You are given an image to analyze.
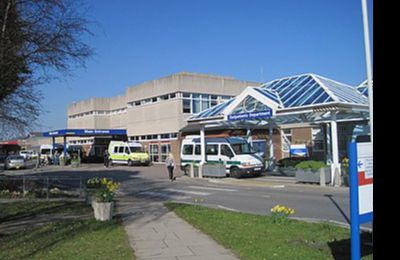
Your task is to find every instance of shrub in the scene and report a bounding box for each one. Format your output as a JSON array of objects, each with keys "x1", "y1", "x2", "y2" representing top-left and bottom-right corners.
[
  {"x1": 295, "y1": 160, "x2": 327, "y2": 172},
  {"x1": 277, "y1": 157, "x2": 308, "y2": 168}
]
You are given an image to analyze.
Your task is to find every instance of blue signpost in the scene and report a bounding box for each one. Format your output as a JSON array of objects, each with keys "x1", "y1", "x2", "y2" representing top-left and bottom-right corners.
[{"x1": 348, "y1": 142, "x2": 373, "y2": 260}]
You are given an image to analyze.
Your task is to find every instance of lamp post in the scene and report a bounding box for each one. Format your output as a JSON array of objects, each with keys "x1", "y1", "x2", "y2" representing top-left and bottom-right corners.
[{"x1": 361, "y1": 0, "x2": 373, "y2": 144}]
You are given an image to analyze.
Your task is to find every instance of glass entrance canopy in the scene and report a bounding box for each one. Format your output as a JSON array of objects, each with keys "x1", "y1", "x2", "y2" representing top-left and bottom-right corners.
[{"x1": 188, "y1": 73, "x2": 370, "y2": 126}]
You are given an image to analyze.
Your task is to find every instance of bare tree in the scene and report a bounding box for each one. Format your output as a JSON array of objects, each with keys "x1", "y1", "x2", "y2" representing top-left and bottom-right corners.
[{"x1": 0, "y1": 0, "x2": 93, "y2": 139}]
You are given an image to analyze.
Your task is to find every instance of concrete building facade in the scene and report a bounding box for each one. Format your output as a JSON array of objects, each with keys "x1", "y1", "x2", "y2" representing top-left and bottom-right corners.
[{"x1": 67, "y1": 72, "x2": 260, "y2": 163}]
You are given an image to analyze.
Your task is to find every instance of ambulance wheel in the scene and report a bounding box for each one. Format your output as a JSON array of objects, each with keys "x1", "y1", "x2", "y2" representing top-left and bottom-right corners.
[
  {"x1": 230, "y1": 167, "x2": 241, "y2": 178},
  {"x1": 128, "y1": 160, "x2": 133, "y2": 166}
]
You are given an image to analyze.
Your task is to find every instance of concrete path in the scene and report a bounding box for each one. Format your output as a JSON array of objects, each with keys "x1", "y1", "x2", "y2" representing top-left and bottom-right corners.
[{"x1": 117, "y1": 198, "x2": 239, "y2": 260}]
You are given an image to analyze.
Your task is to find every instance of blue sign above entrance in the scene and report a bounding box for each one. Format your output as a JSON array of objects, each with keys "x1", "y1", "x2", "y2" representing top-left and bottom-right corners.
[
  {"x1": 227, "y1": 109, "x2": 273, "y2": 121},
  {"x1": 42, "y1": 129, "x2": 127, "y2": 137}
]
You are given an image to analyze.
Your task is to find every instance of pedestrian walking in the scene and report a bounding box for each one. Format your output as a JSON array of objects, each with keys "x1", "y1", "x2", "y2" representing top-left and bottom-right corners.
[
  {"x1": 104, "y1": 150, "x2": 109, "y2": 168},
  {"x1": 165, "y1": 153, "x2": 175, "y2": 181}
]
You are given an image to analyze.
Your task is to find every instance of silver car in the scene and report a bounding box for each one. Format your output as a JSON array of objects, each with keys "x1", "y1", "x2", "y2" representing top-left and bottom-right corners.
[{"x1": 5, "y1": 155, "x2": 25, "y2": 170}]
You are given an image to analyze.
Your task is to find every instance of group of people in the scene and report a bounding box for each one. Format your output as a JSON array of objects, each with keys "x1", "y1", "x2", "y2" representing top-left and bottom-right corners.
[{"x1": 103, "y1": 150, "x2": 176, "y2": 181}]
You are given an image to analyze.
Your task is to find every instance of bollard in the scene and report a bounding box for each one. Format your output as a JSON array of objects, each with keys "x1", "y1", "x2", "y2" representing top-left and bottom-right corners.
[
  {"x1": 319, "y1": 168, "x2": 326, "y2": 187},
  {"x1": 334, "y1": 167, "x2": 341, "y2": 187},
  {"x1": 190, "y1": 163, "x2": 194, "y2": 178},
  {"x1": 198, "y1": 163, "x2": 203, "y2": 179}
]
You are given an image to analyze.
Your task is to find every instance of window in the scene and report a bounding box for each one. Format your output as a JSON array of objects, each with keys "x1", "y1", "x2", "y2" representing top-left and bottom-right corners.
[
  {"x1": 169, "y1": 93, "x2": 176, "y2": 99},
  {"x1": 202, "y1": 94, "x2": 210, "y2": 110},
  {"x1": 195, "y1": 145, "x2": 201, "y2": 155},
  {"x1": 114, "y1": 147, "x2": 118, "y2": 153},
  {"x1": 152, "y1": 97, "x2": 157, "y2": 102},
  {"x1": 161, "y1": 134, "x2": 169, "y2": 139},
  {"x1": 192, "y1": 94, "x2": 201, "y2": 113},
  {"x1": 182, "y1": 145, "x2": 193, "y2": 155},
  {"x1": 118, "y1": 147, "x2": 124, "y2": 153},
  {"x1": 170, "y1": 133, "x2": 178, "y2": 139},
  {"x1": 160, "y1": 144, "x2": 171, "y2": 162},
  {"x1": 149, "y1": 144, "x2": 159, "y2": 162},
  {"x1": 281, "y1": 128, "x2": 292, "y2": 152},
  {"x1": 312, "y1": 128, "x2": 325, "y2": 152},
  {"x1": 160, "y1": 94, "x2": 169, "y2": 101},
  {"x1": 125, "y1": 147, "x2": 130, "y2": 154},
  {"x1": 183, "y1": 100, "x2": 191, "y2": 113},
  {"x1": 231, "y1": 143, "x2": 254, "y2": 155},
  {"x1": 206, "y1": 144, "x2": 218, "y2": 155},
  {"x1": 221, "y1": 145, "x2": 234, "y2": 157},
  {"x1": 135, "y1": 101, "x2": 141, "y2": 106}
]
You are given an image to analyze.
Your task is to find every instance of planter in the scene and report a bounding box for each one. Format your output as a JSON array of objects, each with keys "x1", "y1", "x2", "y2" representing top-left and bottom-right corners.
[
  {"x1": 71, "y1": 161, "x2": 80, "y2": 168},
  {"x1": 92, "y1": 201, "x2": 114, "y2": 221},
  {"x1": 278, "y1": 167, "x2": 297, "y2": 177},
  {"x1": 203, "y1": 164, "x2": 226, "y2": 177},
  {"x1": 295, "y1": 167, "x2": 331, "y2": 184}
]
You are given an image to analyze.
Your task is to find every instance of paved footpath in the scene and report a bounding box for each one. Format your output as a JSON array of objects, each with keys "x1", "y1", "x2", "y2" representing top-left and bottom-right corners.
[{"x1": 117, "y1": 198, "x2": 239, "y2": 260}]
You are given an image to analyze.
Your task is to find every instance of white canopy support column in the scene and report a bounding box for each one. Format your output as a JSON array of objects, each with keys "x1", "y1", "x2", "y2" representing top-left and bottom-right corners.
[
  {"x1": 268, "y1": 121, "x2": 274, "y2": 170},
  {"x1": 246, "y1": 128, "x2": 252, "y2": 144},
  {"x1": 330, "y1": 112, "x2": 341, "y2": 184},
  {"x1": 199, "y1": 125, "x2": 206, "y2": 178},
  {"x1": 325, "y1": 123, "x2": 332, "y2": 164}
]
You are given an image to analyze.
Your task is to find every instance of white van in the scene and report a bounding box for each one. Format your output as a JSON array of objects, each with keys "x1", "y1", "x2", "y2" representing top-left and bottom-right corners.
[
  {"x1": 108, "y1": 141, "x2": 150, "y2": 166},
  {"x1": 180, "y1": 136, "x2": 265, "y2": 178}
]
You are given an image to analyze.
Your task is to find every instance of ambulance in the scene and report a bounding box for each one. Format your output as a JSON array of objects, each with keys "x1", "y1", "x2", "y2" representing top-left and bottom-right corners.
[{"x1": 108, "y1": 141, "x2": 151, "y2": 166}]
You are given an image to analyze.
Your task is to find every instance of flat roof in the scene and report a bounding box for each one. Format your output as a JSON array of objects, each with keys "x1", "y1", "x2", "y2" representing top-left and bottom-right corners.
[{"x1": 42, "y1": 129, "x2": 127, "y2": 137}]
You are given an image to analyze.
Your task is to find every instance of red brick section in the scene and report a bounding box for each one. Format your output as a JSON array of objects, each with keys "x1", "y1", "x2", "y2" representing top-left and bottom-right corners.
[{"x1": 292, "y1": 127, "x2": 312, "y2": 146}]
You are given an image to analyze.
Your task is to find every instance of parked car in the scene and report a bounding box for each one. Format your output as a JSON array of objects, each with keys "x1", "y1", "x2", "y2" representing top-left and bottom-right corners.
[
  {"x1": 19, "y1": 150, "x2": 38, "y2": 160},
  {"x1": 5, "y1": 155, "x2": 25, "y2": 170}
]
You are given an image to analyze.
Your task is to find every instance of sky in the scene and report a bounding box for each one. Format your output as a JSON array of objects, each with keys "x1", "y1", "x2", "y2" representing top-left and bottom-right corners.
[{"x1": 36, "y1": 0, "x2": 373, "y2": 131}]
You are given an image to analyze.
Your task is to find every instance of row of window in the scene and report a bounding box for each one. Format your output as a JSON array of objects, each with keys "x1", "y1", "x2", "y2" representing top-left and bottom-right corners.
[
  {"x1": 127, "y1": 93, "x2": 177, "y2": 107},
  {"x1": 68, "y1": 108, "x2": 127, "y2": 119},
  {"x1": 182, "y1": 93, "x2": 233, "y2": 114},
  {"x1": 69, "y1": 92, "x2": 233, "y2": 119},
  {"x1": 129, "y1": 133, "x2": 178, "y2": 141},
  {"x1": 182, "y1": 144, "x2": 234, "y2": 157},
  {"x1": 69, "y1": 139, "x2": 94, "y2": 145}
]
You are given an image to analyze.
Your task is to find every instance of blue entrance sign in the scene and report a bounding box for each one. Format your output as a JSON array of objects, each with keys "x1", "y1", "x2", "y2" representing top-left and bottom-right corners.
[
  {"x1": 290, "y1": 144, "x2": 308, "y2": 157},
  {"x1": 348, "y1": 142, "x2": 373, "y2": 260},
  {"x1": 42, "y1": 129, "x2": 127, "y2": 137},
  {"x1": 227, "y1": 109, "x2": 273, "y2": 121}
]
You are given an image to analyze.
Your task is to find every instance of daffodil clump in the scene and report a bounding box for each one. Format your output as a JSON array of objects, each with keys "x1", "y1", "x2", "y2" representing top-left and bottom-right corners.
[
  {"x1": 95, "y1": 178, "x2": 120, "y2": 202},
  {"x1": 87, "y1": 177, "x2": 102, "y2": 188},
  {"x1": 270, "y1": 205, "x2": 295, "y2": 224}
]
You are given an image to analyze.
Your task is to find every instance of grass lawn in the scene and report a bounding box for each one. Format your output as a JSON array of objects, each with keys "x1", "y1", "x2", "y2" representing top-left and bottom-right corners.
[
  {"x1": 165, "y1": 202, "x2": 373, "y2": 260},
  {"x1": 0, "y1": 201, "x2": 134, "y2": 260}
]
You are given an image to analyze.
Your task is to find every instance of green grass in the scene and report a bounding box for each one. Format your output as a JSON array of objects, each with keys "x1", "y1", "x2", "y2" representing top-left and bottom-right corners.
[
  {"x1": 0, "y1": 201, "x2": 134, "y2": 260},
  {"x1": 165, "y1": 202, "x2": 373, "y2": 260}
]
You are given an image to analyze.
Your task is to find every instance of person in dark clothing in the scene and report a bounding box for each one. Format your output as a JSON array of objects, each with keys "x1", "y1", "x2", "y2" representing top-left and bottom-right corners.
[
  {"x1": 165, "y1": 153, "x2": 175, "y2": 181},
  {"x1": 104, "y1": 150, "x2": 109, "y2": 168}
]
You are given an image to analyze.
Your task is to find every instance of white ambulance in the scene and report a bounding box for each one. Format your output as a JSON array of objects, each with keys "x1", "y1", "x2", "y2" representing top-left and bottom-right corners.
[{"x1": 180, "y1": 136, "x2": 264, "y2": 178}]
